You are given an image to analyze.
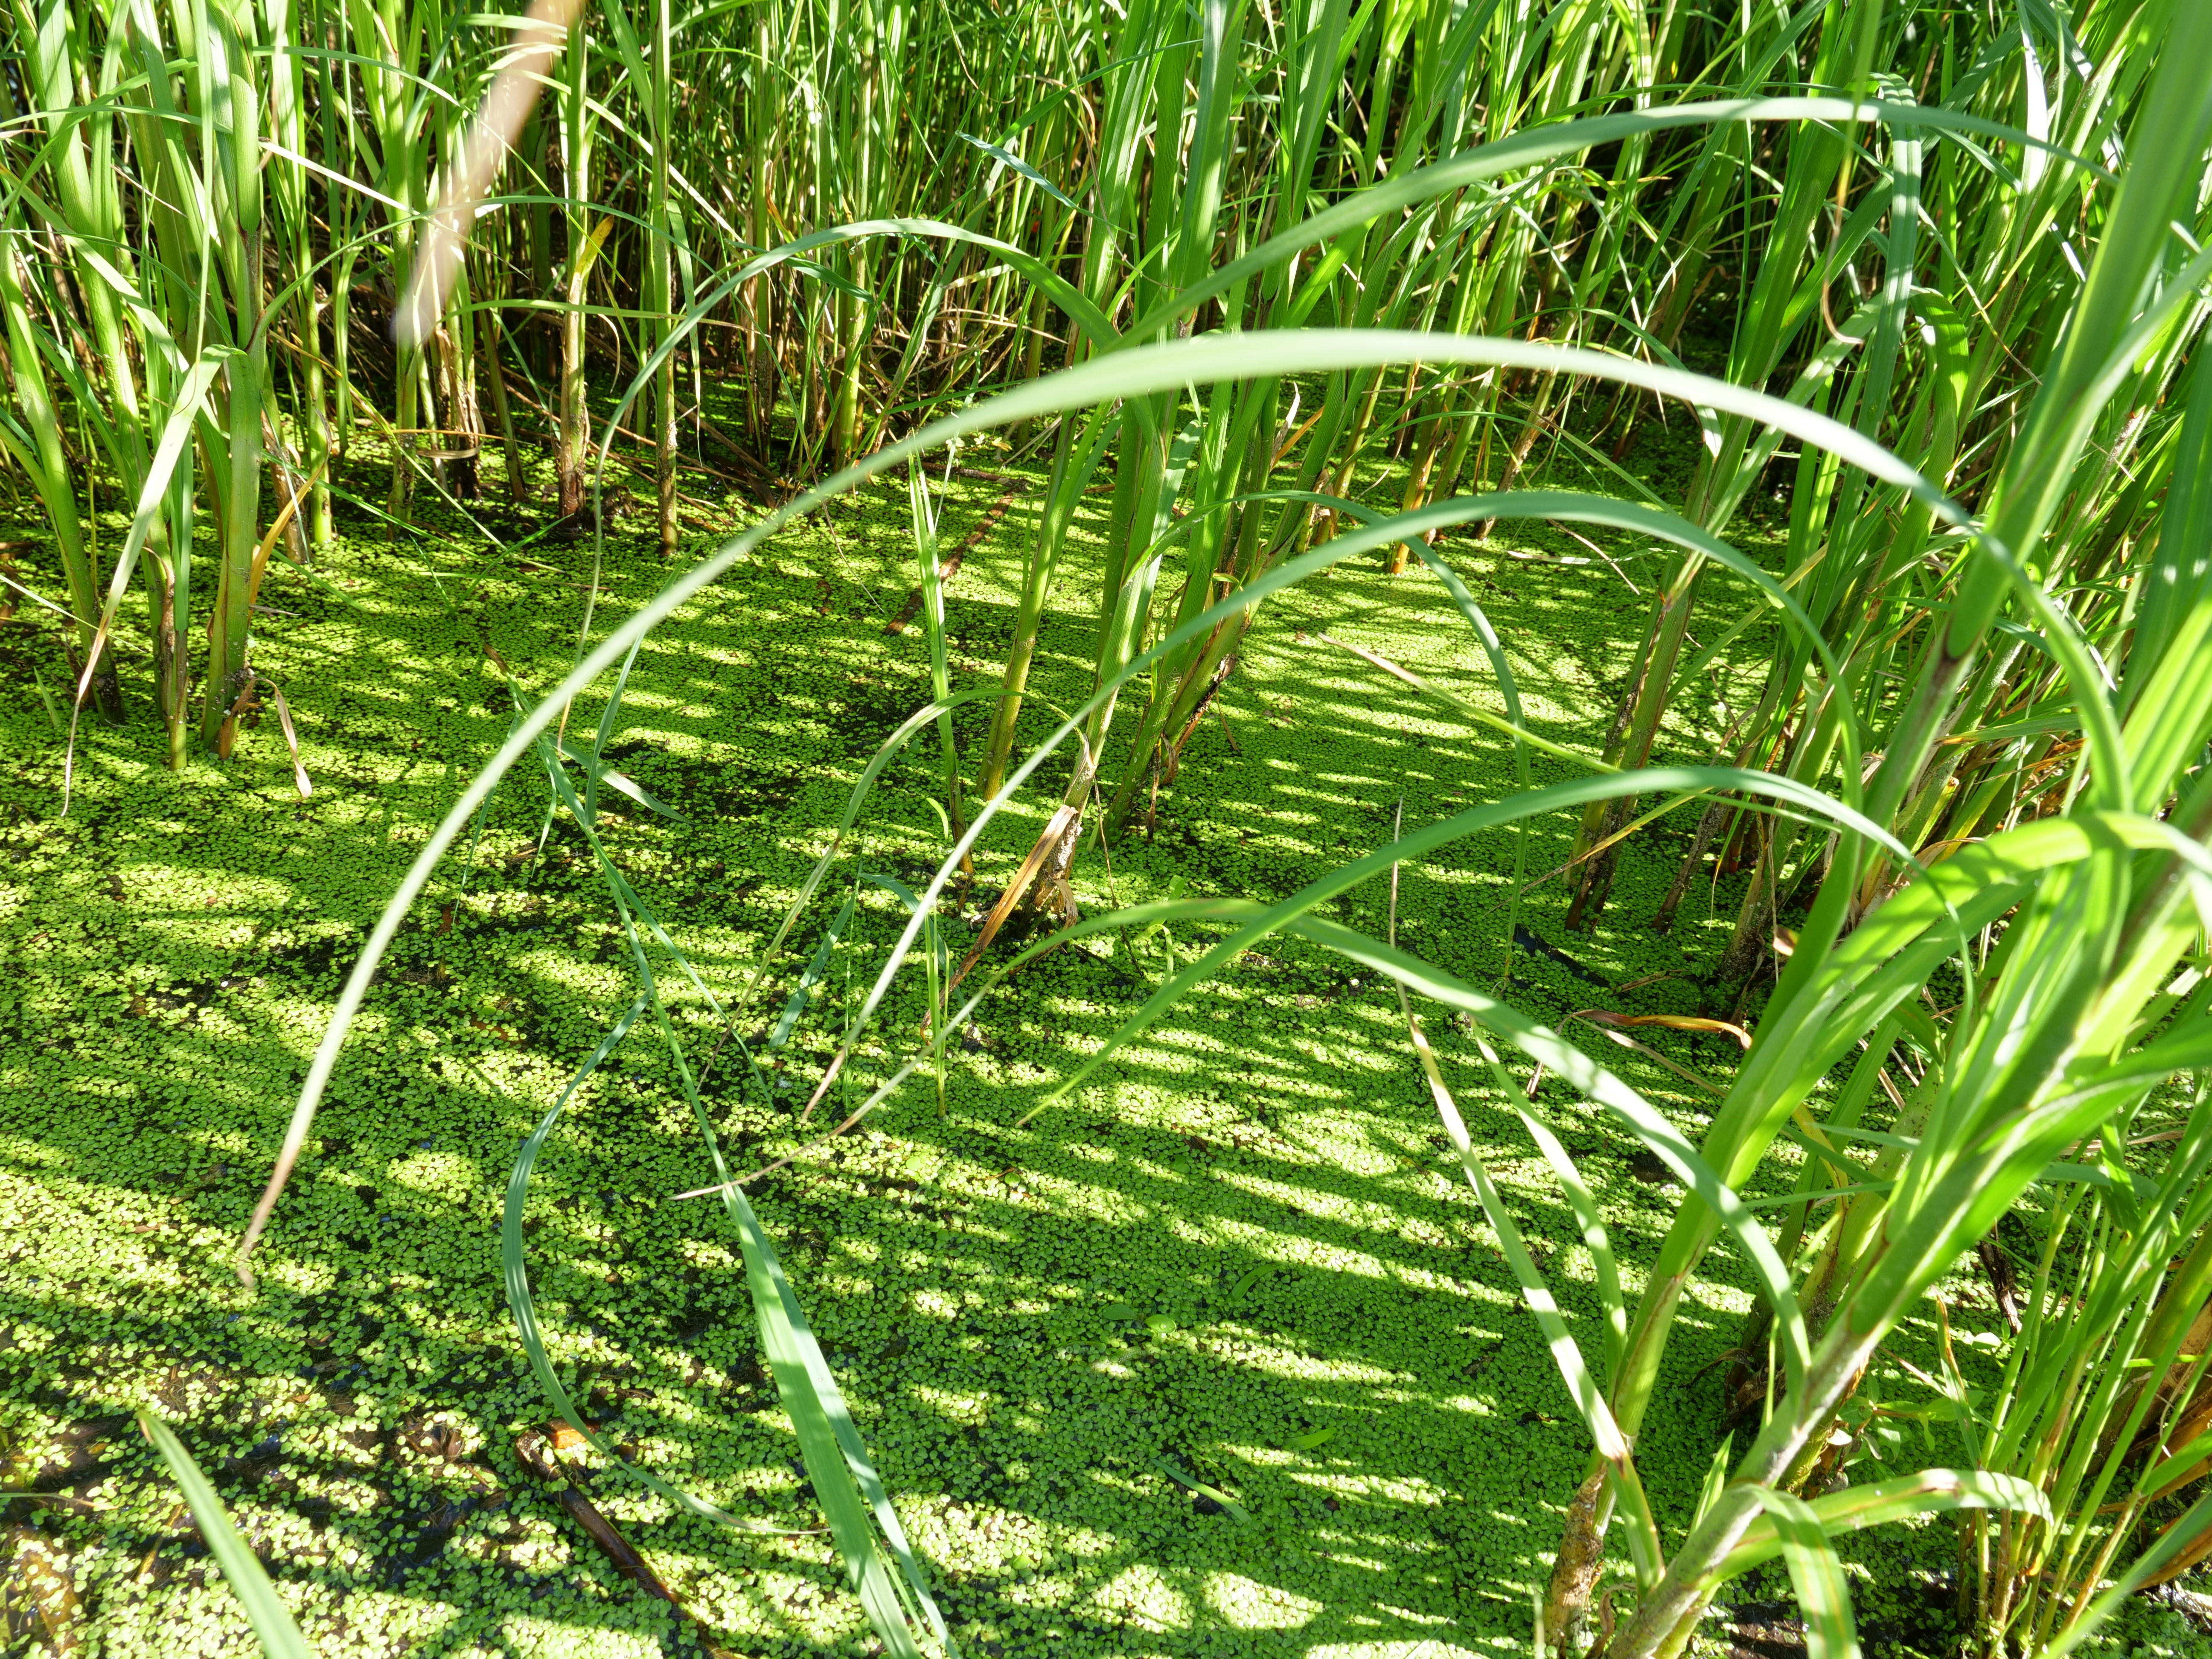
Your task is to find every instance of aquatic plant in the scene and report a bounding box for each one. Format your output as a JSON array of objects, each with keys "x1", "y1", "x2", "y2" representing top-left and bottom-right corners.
[{"x1": 5, "y1": 0, "x2": 2212, "y2": 1652}]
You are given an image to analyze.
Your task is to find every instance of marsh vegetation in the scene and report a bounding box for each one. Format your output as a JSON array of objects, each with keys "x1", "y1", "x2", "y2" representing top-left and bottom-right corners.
[{"x1": 2, "y1": 0, "x2": 2212, "y2": 1655}]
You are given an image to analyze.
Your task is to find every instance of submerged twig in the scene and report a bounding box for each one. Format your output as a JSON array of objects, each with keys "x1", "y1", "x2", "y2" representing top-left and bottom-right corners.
[{"x1": 512, "y1": 1427, "x2": 743, "y2": 1655}]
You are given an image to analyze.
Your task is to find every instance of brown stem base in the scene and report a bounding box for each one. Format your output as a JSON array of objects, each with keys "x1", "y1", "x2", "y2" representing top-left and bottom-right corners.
[{"x1": 1545, "y1": 1465, "x2": 1613, "y2": 1658}]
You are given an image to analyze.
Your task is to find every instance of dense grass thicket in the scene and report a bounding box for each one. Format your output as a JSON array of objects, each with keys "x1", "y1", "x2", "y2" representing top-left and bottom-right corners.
[{"x1": 3, "y1": 0, "x2": 2212, "y2": 1653}]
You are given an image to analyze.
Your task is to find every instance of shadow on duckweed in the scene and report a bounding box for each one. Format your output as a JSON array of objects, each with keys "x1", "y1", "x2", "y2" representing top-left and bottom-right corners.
[{"x1": 0, "y1": 446, "x2": 1793, "y2": 1656}]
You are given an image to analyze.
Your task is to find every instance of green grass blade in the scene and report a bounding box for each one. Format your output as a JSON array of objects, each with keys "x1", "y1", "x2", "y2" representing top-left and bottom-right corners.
[
  {"x1": 771, "y1": 889, "x2": 858, "y2": 1053},
  {"x1": 135, "y1": 1412, "x2": 311, "y2": 1658},
  {"x1": 1152, "y1": 1458, "x2": 1253, "y2": 1524},
  {"x1": 1401, "y1": 1001, "x2": 1663, "y2": 1581},
  {"x1": 498, "y1": 994, "x2": 801, "y2": 1533},
  {"x1": 1717, "y1": 1471, "x2": 2050, "y2": 1580},
  {"x1": 1512, "y1": 1099, "x2": 1628, "y2": 1384},
  {"x1": 1302, "y1": 913, "x2": 1811, "y2": 1396},
  {"x1": 1746, "y1": 1487, "x2": 1860, "y2": 1659}
]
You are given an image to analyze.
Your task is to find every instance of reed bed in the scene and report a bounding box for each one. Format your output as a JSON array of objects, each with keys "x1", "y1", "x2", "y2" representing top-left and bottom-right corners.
[{"x1": 3, "y1": 0, "x2": 2211, "y2": 1651}]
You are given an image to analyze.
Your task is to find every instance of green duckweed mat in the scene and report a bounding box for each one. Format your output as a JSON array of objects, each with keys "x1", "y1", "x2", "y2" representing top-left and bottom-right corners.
[{"x1": 2, "y1": 437, "x2": 2200, "y2": 1659}]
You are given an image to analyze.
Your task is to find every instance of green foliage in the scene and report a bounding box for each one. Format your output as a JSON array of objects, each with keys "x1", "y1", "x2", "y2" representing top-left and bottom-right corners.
[{"x1": 3, "y1": 0, "x2": 2212, "y2": 1653}]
